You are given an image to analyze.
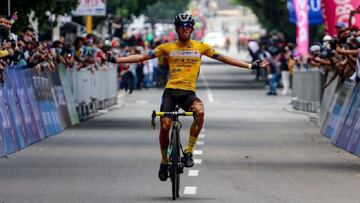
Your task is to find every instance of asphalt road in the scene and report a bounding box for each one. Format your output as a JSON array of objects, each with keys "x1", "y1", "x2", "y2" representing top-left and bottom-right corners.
[{"x1": 1, "y1": 61, "x2": 360, "y2": 203}]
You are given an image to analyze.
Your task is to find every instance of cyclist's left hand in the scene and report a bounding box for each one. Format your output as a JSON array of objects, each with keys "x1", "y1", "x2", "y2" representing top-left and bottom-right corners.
[
  {"x1": 250, "y1": 59, "x2": 269, "y2": 69},
  {"x1": 259, "y1": 60, "x2": 269, "y2": 68}
]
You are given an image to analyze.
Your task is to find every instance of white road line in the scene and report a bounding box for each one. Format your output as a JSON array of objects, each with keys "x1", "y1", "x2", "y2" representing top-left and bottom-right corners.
[
  {"x1": 194, "y1": 159, "x2": 202, "y2": 164},
  {"x1": 136, "y1": 100, "x2": 149, "y2": 104},
  {"x1": 98, "y1": 109, "x2": 108, "y2": 113},
  {"x1": 188, "y1": 170, "x2": 199, "y2": 176},
  {"x1": 184, "y1": 186, "x2": 197, "y2": 195},
  {"x1": 196, "y1": 140, "x2": 205, "y2": 146},
  {"x1": 198, "y1": 133, "x2": 205, "y2": 139},
  {"x1": 200, "y1": 73, "x2": 214, "y2": 103},
  {"x1": 193, "y1": 150, "x2": 203, "y2": 155}
]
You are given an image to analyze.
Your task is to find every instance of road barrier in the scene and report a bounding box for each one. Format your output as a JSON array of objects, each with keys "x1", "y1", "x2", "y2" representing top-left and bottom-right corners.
[
  {"x1": 292, "y1": 68, "x2": 325, "y2": 113},
  {"x1": 0, "y1": 63, "x2": 117, "y2": 158},
  {"x1": 293, "y1": 68, "x2": 360, "y2": 157}
]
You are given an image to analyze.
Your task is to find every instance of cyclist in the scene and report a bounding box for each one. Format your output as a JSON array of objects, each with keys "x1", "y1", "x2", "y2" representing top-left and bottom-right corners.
[{"x1": 99, "y1": 12, "x2": 268, "y2": 181}]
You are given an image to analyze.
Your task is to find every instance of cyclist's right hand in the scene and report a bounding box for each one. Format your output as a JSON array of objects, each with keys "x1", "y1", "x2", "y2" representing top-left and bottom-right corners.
[
  {"x1": 97, "y1": 51, "x2": 117, "y2": 63},
  {"x1": 105, "y1": 52, "x2": 117, "y2": 63}
]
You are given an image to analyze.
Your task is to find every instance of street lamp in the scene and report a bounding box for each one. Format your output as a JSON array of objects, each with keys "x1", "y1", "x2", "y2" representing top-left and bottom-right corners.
[{"x1": 8, "y1": 0, "x2": 11, "y2": 16}]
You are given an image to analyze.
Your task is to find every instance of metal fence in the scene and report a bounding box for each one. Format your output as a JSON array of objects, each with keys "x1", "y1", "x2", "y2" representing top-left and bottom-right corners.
[
  {"x1": 292, "y1": 68, "x2": 326, "y2": 113},
  {"x1": 64, "y1": 64, "x2": 118, "y2": 120},
  {"x1": 0, "y1": 63, "x2": 119, "y2": 158}
]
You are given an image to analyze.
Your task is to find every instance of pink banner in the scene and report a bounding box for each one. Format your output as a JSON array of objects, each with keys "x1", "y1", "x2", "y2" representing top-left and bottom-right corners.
[
  {"x1": 293, "y1": 0, "x2": 309, "y2": 56},
  {"x1": 322, "y1": 0, "x2": 360, "y2": 36}
]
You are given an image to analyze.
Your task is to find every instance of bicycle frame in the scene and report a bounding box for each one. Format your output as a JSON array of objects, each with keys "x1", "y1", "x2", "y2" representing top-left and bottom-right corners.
[{"x1": 151, "y1": 108, "x2": 198, "y2": 200}]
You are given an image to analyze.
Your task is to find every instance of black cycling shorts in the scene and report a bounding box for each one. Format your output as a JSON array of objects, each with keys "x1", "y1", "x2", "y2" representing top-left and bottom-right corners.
[{"x1": 160, "y1": 88, "x2": 201, "y2": 117}]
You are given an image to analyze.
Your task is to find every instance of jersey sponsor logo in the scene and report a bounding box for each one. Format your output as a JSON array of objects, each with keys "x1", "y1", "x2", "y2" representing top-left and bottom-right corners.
[
  {"x1": 170, "y1": 58, "x2": 199, "y2": 63},
  {"x1": 169, "y1": 50, "x2": 200, "y2": 57}
]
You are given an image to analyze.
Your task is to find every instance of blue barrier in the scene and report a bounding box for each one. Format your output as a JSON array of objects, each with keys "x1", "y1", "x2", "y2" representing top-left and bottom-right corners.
[
  {"x1": 23, "y1": 69, "x2": 46, "y2": 140},
  {"x1": 12, "y1": 67, "x2": 42, "y2": 144},
  {"x1": 319, "y1": 80, "x2": 360, "y2": 157},
  {"x1": 0, "y1": 85, "x2": 21, "y2": 154},
  {"x1": 332, "y1": 84, "x2": 360, "y2": 149},
  {"x1": 0, "y1": 64, "x2": 117, "y2": 158},
  {"x1": 0, "y1": 126, "x2": 4, "y2": 158},
  {"x1": 323, "y1": 81, "x2": 354, "y2": 138},
  {"x1": 3, "y1": 68, "x2": 28, "y2": 149},
  {"x1": 0, "y1": 98, "x2": 5, "y2": 158}
]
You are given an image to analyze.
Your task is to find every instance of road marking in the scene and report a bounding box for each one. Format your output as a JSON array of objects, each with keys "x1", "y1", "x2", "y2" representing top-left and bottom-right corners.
[
  {"x1": 194, "y1": 150, "x2": 203, "y2": 155},
  {"x1": 188, "y1": 170, "x2": 199, "y2": 176},
  {"x1": 196, "y1": 140, "x2": 204, "y2": 146},
  {"x1": 194, "y1": 159, "x2": 202, "y2": 164},
  {"x1": 198, "y1": 133, "x2": 205, "y2": 139},
  {"x1": 184, "y1": 186, "x2": 197, "y2": 195},
  {"x1": 200, "y1": 73, "x2": 214, "y2": 103},
  {"x1": 136, "y1": 100, "x2": 149, "y2": 104}
]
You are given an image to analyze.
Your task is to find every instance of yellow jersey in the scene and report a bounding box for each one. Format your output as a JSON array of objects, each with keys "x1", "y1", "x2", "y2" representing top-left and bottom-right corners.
[{"x1": 151, "y1": 40, "x2": 219, "y2": 92}]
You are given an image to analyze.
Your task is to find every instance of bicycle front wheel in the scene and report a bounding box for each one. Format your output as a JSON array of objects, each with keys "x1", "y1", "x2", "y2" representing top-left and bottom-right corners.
[{"x1": 170, "y1": 129, "x2": 180, "y2": 200}]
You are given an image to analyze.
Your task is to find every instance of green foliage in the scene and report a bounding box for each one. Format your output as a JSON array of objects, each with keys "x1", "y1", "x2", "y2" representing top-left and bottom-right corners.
[
  {"x1": 231, "y1": 0, "x2": 296, "y2": 39},
  {"x1": 107, "y1": 0, "x2": 158, "y2": 18},
  {"x1": 144, "y1": 0, "x2": 191, "y2": 24},
  {"x1": 231, "y1": 0, "x2": 323, "y2": 42},
  {"x1": 1, "y1": 0, "x2": 78, "y2": 38}
]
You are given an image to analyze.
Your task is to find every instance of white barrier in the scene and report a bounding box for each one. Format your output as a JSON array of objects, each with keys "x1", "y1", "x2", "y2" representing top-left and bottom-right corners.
[
  {"x1": 292, "y1": 68, "x2": 326, "y2": 113},
  {"x1": 62, "y1": 64, "x2": 118, "y2": 120}
]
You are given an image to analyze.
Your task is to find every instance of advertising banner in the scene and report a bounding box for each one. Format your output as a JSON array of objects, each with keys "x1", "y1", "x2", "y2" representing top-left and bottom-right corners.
[
  {"x1": 323, "y1": 82, "x2": 354, "y2": 138},
  {"x1": 0, "y1": 123, "x2": 5, "y2": 158},
  {"x1": 293, "y1": 0, "x2": 309, "y2": 56},
  {"x1": 31, "y1": 74, "x2": 53, "y2": 136},
  {"x1": 319, "y1": 74, "x2": 340, "y2": 131},
  {"x1": 355, "y1": 130, "x2": 360, "y2": 156},
  {"x1": 0, "y1": 86, "x2": 21, "y2": 154},
  {"x1": 0, "y1": 92, "x2": 6, "y2": 158},
  {"x1": 42, "y1": 72, "x2": 62, "y2": 134},
  {"x1": 321, "y1": 0, "x2": 360, "y2": 36},
  {"x1": 39, "y1": 73, "x2": 61, "y2": 135},
  {"x1": 57, "y1": 65, "x2": 80, "y2": 125},
  {"x1": 3, "y1": 68, "x2": 28, "y2": 149},
  {"x1": 16, "y1": 68, "x2": 43, "y2": 143},
  {"x1": 23, "y1": 69, "x2": 46, "y2": 140},
  {"x1": 48, "y1": 70, "x2": 71, "y2": 128},
  {"x1": 346, "y1": 111, "x2": 360, "y2": 154},
  {"x1": 335, "y1": 84, "x2": 360, "y2": 149},
  {"x1": 288, "y1": 0, "x2": 323, "y2": 24},
  {"x1": 344, "y1": 84, "x2": 360, "y2": 153},
  {"x1": 72, "y1": 0, "x2": 106, "y2": 16},
  {"x1": 10, "y1": 68, "x2": 41, "y2": 144}
]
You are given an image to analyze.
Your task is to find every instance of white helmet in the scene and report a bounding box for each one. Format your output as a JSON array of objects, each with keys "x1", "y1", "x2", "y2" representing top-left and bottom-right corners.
[
  {"x1": 323, "y1": 35, "x2": 332, "y2": 42},
  {"x1": 310, "y1": 45, "x2": 321, "y2": 53}
]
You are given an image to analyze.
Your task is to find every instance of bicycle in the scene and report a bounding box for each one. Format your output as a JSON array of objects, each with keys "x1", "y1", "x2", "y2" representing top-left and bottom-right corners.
[{"x1": 151, "y1": 106, "x2": 198, "y2": 200}]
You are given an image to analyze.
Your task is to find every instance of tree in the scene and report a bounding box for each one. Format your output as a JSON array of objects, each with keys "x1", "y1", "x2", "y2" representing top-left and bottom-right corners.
[
  {"x1": 231, "y1": 0, "x2": 296, "y2": 40},
  {"x1": 1, "y1": 0, "x2": 78, "y2": 39},
  {"x1": 107, "y1": 0, "x2": 159, "y2": 18},
  {"x1": 144, "y1": 0, "x2": 191, "y2": 24},
  {"x1": 231, "y1": 0, "x2": 323, "y2": 42}
]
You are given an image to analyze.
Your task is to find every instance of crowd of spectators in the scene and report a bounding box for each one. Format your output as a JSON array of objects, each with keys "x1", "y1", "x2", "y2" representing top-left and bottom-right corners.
[
  {"x1": 247, "y1": 31, "x2": 297, "y2": 96},
  {"x1": 0, "y1": 12, "x2": 171, "y2": 93},
  {"x1": 246, "y1": 7, "x2": 360, "y2": 96},
  {"x1": 308, "y1": 8, "x2": 360, "y2": 87}
]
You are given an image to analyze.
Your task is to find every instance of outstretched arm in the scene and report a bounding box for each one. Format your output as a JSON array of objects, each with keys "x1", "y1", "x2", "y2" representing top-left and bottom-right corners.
[
  {"x1": 211, "y1": 54, "x2": 269, "y2": 69},
  {"x1": 98, "y1": 51, "x2": 152, "y2": 63}
]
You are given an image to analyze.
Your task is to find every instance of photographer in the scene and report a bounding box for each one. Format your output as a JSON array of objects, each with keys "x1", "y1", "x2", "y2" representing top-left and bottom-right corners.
[{"x1": 309, "y1": 17, "x2": 359, "y2": 87}]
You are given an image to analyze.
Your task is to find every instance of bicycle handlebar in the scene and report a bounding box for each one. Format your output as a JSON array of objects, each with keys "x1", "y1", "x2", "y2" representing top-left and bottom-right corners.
[{"x1": 151, "y1": 110, "x2": 198, "y2": 129}]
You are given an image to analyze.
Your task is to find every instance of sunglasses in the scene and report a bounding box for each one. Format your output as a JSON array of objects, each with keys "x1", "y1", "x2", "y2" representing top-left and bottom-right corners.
[{"x1": 177, "y1": 22, "x2": 194, "y2": 28}]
